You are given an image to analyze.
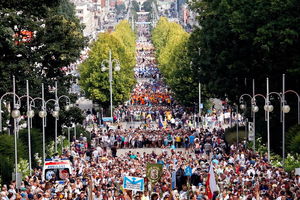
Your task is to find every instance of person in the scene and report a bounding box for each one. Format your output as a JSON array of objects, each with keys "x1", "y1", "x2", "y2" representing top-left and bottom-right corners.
[
  {"x1": 150, "y1": 193, "x2": 159, "y2": 200},
  {"x1": 111, "y1": 142, "x2": 117, "y2": 157}
]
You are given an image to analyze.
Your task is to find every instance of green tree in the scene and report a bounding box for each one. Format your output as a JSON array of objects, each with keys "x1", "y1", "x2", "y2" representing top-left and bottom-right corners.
[
  {"x1": 152, "y1": 17, "x2": 202, "y2": 107},
  {"x1": 0, "y1": 134, "x2": 27, "y2": 184},
  {"x1": 142, "y1": 0, "x2": 157, "y2": 12},
  {"x1": 0, "y1": 0, "x2": 86, "y2": 149},
  {"x1": 59, "y1": 107, "x2": 85, "y2": 127},
  {"x1": 79, "y1": 21, "x2": 136, "y2": 109},
  {"x1": 286, "y1": 125, "x2": 300, "y2": 154},
  {"x1": 188, "y1": 0, "x2": 300, "y2": 153}
]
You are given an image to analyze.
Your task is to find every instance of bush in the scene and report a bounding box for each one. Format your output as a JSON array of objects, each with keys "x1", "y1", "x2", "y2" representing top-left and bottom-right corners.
[
  {"x1": 0, "y1": 134, "x2": 27, "y2": 184},
  {"x1": 286, "y1": 125, "x2": 300, "y2": 154},
  {"x1": 19, "y1": 128, "x2": 43, "y2": 168}
]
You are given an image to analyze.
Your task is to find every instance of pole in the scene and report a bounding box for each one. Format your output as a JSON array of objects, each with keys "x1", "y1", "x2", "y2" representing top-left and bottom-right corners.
[
  {"x1": 253, "y1": 79, "x2": 256, "y2": 152},
  {"x1": 55, "y1": 81, "x2": 58, "y2": 153},
  {"x1": 236, "y1": 105, "x2": 239, "y2": 147},
  {"x1": 282, "y1": 74, "x2": 285, "y2": 165},
  {"x1": 26, "y1": 80, "x2": 32, "y2": 175},
  {"x1": 68, "y1": 127, "x2": 70, "y2": 149},
  {"x1": 74, "y1": 124, "x2": 77, "y2": 139},
  {"x1": 199, "y1": 83, "x2": 201, "y2": 128},
  {"x1": 42, "y1": 83, "x2": 46, "y2": 162},
  {"x1": 109, "y1": 50, "x2": 113, "y2": 119},
  {"x1": 266, "y1": 78, "x2": 270, "y2": 162},
  {"x1": 13, "y1": 76, "x2": 18, "y2": 188}
]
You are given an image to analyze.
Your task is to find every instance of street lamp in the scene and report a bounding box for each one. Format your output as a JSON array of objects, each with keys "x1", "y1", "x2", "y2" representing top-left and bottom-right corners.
[
  {"x1": 31, "y1": 83, "x2": 47, "y2": 162},
  {"x1": 101, "y1": 50, "x2": 121, "y2": 119},
  {"x1": 267, "y1": 74, "x2": 300, "y2": 164},
  {"x1": 0, "y1": 76, "x2": 22, "y2": 188},
  {"x1": 19, "y1": 80, "x2": 35, "y2": 175},
  {"x1": 239, "y1": 79, "x2": 256, "y2": 150}
]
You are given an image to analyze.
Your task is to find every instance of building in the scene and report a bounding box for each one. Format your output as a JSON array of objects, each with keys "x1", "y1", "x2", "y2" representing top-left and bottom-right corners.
[{"x1": 69, "y1": 0, "x2": 102, "y2": 39}]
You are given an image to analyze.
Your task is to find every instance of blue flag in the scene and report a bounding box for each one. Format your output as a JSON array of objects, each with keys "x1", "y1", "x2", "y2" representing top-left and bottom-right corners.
[
  {"x1": 171, "y1": 171, "x2": 176, "y2": 189},
  {"x1": 184, "y1": 166, "x2": 192, "y2": 176}
]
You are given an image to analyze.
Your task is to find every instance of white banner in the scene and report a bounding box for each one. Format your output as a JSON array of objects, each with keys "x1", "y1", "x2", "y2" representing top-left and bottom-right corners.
[{"x1": 123, "y1": 176, "x2": 144, "y2": 191}]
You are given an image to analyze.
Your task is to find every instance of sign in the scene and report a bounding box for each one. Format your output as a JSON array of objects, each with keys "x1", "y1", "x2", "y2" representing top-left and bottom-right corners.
[
  {"x1": 295, "y1": 168, "x2": 300, "y2": 176},
  {"x1": 184, "y1": 166, "x2": 192, "y2": 176},
  {"x1": 146, "y1": 163, "x2": 163, "y2": 183},
  {"x1": 123, "y1": 176, "x2": 144, "y2": 191},
  {"x1": 103, "y1": 117, "x2": 113, "y2": 122},
  {"x1": 248, "y1": 122, "x2": 255, "y2": 141},
  {"x1": 200, "y1": 103, "x2": 204, "y2": 109}
]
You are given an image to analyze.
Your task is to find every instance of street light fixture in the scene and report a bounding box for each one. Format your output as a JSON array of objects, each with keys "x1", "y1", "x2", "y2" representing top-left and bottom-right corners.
[
  {"x1": 252, "y1": 105, "x2": 259, "y2": 113},
  {"x1": 101, "y1": 50, "x2": 121, "y2": 119},
  {"x1": 282, "y1": 105, "x2": 290, "y2": 113},
  {"x1": 240, "y1": 104, "x2": 246, "y2": 110},
  {"x1": 11, "y1": 109, "x2": 21, "y2": 119}
]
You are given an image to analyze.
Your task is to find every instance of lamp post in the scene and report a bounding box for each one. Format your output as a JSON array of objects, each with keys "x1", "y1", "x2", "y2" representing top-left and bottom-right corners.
[
  {"x1": 31, "y1": 84, "x2": 47, "y2": 162},
  {"x1": 101, "y1": 50, "x2": 121, "y2": 119},
  {"x1": 46, "y1": 81, "x2": 71, "y2": 153},
  {"x1": 251, "y1": 78, "x2": 273, "y2": 162},
  {"x1": 19, "y1": 81, "x2": 35, "y2": 175},
  {"x1": 239, "y1": 79, "x2": 256, "y2": 151},
  {"x1": 235, "y1": 103, "x2": 239, "y2": 147},
  {"x1": 0, "y1": 76, "x2": 21, "y2": 188},
  {"x1": 198, "y1": 82, "x2": 201, "y2": 128},
  {"x1": 55, "y1": 94, "x2": 71, "y2": 152},
  {"x1": 267, "y1": 74, "x2": 300, "y2": 164}
]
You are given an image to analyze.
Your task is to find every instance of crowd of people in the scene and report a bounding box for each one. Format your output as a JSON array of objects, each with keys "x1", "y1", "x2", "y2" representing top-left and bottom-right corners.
[{"x1": 1, "y1": 11, "x2": 299, "y2": 200}]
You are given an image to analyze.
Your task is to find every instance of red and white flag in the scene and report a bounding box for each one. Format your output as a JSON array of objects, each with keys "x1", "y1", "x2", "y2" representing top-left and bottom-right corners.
[{"x1": 206, "y1": 163, "x2": 218, "y2": 199}]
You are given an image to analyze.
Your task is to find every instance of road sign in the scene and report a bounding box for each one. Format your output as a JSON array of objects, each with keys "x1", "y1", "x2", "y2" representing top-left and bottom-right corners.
[
  {"x1": 248, "y1": 122, "x2": 255, "y2": 141},
  {"x1": 123, "y1": 176, "x2": 144, "y2": 191}
]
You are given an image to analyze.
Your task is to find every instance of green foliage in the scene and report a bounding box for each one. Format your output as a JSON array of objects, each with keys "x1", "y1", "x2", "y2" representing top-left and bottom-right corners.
[
  {"x1": 116, "y1": 3, "x2": 126, "y2": 15},
  {"x1": 18, "y1": 128, "x2": 43, "y2": 166},
  {"x1": 132, "y1": 0, "x2": 140, "y2": 12},
  {"x1": 189, "y1": 0, "x2": 300, "y2": 101},
  {"x1": 286, "y1": 125, "x2": 300, "y2": 154},
  {"x1": 272, "y1": 153, "x2": 300, "y2": 172},
  {"x1": 79, "y1": 20, "x2": 136, "y2": 108},
  {"x1": 59, "y1": 107, "x2": 85, "y2": 127},
  {"x1": 247, "y1": 137, "x2": 267, "y2": 156},
  {"x1": 187, "y1": 0, "x2": 300, "y2": 154},
  {"x1": 142, "y1": 0, "x2": 157, "y2": 12},
  {"x1": 0, "y1": 134, "x2": 27, "y2": 184},
  {"x1": 17, "y1": 158, "x2": 30, "y2": 179},
  {"x1": 152, "y1": 17, "x2": 201, "y2": 107}
]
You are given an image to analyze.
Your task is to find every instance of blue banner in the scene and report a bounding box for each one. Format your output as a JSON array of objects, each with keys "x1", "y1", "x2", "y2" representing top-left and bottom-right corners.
[
  {"x1": 123, "y1": 176, "x2": 144, "y2": 191},
  {"x1": 184, "y1": 166, "x2": 192, "y2": 176},
  {"x1": 171, "y1": 171, "x2": 176, "y2": 190}
]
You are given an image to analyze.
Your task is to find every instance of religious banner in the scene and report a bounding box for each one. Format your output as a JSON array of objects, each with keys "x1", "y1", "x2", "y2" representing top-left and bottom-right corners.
[{"x1": 146, "y1": 163, "x2": 163, "y2": 183}]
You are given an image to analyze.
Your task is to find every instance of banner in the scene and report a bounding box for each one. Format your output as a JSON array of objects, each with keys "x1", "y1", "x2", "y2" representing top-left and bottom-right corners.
[
  {"x1": 146, "y1": 163, "x2": 163, "y2": 183},
  {"x1": 184, "y1": 166, "x2": 192, "y2": 176},
  {"x1": 248, "y1": 122, "x2": 255, "y2": 141},
  {"x1": 171, "y1": 171, "x2": 176, "y2": 189},
  {"x1": 123, "y1": 176, "x2": 144, "y2": 191}
]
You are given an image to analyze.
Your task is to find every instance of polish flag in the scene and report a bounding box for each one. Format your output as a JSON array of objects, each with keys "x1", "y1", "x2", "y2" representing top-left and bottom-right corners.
[{"x1": 206, "y1": 163, "x2": 218, "y2": 199}]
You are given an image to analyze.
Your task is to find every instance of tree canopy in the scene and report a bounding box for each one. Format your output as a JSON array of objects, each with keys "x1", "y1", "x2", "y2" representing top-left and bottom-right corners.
[
  {"x1": 79, "y1": 20, "x2": 136, "y2": 108},
  {"x1": 0, "y1": 0, "x2": 85, "y2": 98},
  {"x1": 152, "y1": 17, "x2": 200, "y2": 107}
]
